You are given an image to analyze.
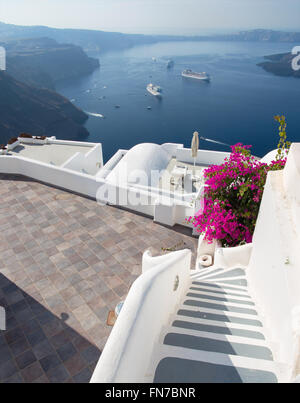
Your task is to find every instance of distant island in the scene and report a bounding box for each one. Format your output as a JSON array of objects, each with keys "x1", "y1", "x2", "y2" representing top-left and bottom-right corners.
[{"x1": 258, "y1": 53, "x2": 300, "y2": 78}]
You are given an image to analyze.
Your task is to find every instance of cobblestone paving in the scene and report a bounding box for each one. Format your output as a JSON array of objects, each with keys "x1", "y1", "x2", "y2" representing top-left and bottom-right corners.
[{"x1": 0, "y1": 174, "x2": 197, "y2": 383}]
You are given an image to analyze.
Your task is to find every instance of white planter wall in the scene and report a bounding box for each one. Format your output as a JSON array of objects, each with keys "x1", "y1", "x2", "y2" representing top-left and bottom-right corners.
[
  {"x1": 176, "y1": 147, "x2": 230, "y2": 165},
  {"x1": 90, "y1": 248, "x2": 192, "y2": 383},
  {"x1": 247, "y1": 144, "x2": 300, "y2": 380}
]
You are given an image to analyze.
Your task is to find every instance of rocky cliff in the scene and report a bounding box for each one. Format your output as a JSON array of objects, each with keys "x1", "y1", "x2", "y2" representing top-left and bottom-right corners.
[
  {"x1": 3, "y1": 37, "x2": 100, "y2": 90},
  {"x1": 0, "y1": 71, "x2": 89, "y2": 144},
  {"x1": 258, "y1": 53, "x2": 300, "y2": 78}
]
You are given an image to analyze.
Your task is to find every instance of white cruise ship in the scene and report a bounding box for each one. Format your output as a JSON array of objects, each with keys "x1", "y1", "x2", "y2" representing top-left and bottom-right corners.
[
  {"x1": 147, "y1": 84, "x2": 162, "y2": 97},
  {"x1": 182, "y1": 69, "x2": 210, "y2": 81}
]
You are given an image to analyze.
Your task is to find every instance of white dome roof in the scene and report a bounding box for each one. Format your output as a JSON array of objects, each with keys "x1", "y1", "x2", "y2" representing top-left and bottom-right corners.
[{"x1": 106, "y1": 143, "x2": 170, "y2": 187}]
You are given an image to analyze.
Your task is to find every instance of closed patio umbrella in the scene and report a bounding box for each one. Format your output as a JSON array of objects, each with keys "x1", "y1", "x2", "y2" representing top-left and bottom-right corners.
[{"x1": 191, "y1": 131, "x2": 199, "y2": 177}]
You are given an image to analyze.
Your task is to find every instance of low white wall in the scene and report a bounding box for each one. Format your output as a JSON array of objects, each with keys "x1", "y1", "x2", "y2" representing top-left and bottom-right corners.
[
  {"x1": 62, "y1": 144, "x2": 103, "y2": 175},
  {"x1": 176, "y1": 147, "x2": 230, "y2": 166},
  {"x1": 248, "y1": 144, "x2": 300, "y2": 381},
  {"x1": 48, "y1": 138, "x2": 97, "y2": 147},
  {"x1": 0, "y1": 155, "x2": 104, "y2": 199},
  {"x1": 214, "y1": 244, "x2": 253, "y2": 269},
  {"x1": 90, "y1": 248, "x2": 192, "y2": 383},
  {"x1": 97, "y1": 149, "x2": 128, "y2": 179}
]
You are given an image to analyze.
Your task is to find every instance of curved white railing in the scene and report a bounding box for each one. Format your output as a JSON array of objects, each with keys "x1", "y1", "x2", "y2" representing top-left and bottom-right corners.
[{"x1": 90, "y1": 248, "x2": 192, "y2": 383}]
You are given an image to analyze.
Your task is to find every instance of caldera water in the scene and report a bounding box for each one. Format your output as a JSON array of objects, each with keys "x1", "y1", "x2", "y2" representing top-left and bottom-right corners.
[{"x1": 57, "y1": 41, "x2": 300, "y2": 161}]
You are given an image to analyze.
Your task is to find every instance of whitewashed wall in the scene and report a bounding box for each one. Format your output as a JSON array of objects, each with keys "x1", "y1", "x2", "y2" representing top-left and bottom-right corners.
[
  {"x1": 62, "y1": 144, "x2": 103, "y2": 175},
  {"x1": 0, "y1": 154, "x2": 104, "y2": 199},
  {"x1": 176, "y1": 147, "x2": 230, "y2": 165},
  {"x1": 90, "y1": 248, "x2": 192, "y2": 383},
  {"x1": 247, "y1": 143, "x2": 300, "y2": 381}
]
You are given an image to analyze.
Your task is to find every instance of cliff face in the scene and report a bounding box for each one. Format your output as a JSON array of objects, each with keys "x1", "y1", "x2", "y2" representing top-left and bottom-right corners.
[
  {"x1": 258, "y1": 53, "x2": 300, "y2": 78},
  {"x1": 2, "y1": 37, "x2": 99, "y2": 90},
  {"x1": 0, "y1": 22, "x2": 157, "y2": 53},
  {"x1": 0, "y1": 71, "x2": 89, "y2": 144}
]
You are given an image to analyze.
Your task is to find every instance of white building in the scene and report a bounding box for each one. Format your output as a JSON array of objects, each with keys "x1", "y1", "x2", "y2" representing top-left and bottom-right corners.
[{"x1": 90, "y1": 143, "x2": 300, "y2": 383}]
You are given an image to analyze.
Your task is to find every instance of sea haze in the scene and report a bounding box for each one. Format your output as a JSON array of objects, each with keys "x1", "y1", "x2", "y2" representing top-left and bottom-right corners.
[{"x1": 57, "y1": 41, "x2": 300, "y2": 162}]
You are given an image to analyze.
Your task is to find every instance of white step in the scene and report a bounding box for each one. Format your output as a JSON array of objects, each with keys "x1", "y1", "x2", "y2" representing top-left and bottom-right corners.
[
  {"x1": 179, "y1": 300, "x2": 260, "y2": 320},
  {"x1": 191, "y1": 267, "x2": 224, "y2": 279},
  {"x1": 190, "y1": 267, "x2": 219, "y2": 278},
  {"x1": 171, "y1": 313, "x2": 266, "y2": 334},
  {"x1": 185, "y1": 294, "x2": 256, "y2": 310},
  {"x1": 159, "y1": 326, "x2": 269, "y2": 348},
  {"x1": 176, "y1": 305, "x2": 263, "y2": 328},
  {"x1": 149, "y1": 344, "x2": 285, "y2": 381},
  {"x1": 188, "y1": 286, "x2": 252, "y2": 301},
  {"x1": 189, "y1": 284, "x2": 251, "y2": 299},
  {"x1": 191, "y1": 280, "x2": 249, "y2": 294},
  {"x1": 194, "y1": 267, "x2": 246, "y2": 281}
]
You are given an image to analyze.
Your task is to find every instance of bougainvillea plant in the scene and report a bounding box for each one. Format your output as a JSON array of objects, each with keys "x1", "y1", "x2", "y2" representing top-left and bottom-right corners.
[{"x1": 188, "y1": 117, "x2": 289, "y2": 247}]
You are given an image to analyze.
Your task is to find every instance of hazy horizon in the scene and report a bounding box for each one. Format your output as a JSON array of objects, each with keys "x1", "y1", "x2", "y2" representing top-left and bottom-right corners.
[{"x1": 0, "y1": 0, "x2": 300, "y2": 36}]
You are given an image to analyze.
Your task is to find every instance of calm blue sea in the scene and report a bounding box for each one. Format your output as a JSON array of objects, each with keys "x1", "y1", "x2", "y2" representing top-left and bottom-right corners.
[{"x1": 57, "y1": 41, "x2": 300, "y2": 162}]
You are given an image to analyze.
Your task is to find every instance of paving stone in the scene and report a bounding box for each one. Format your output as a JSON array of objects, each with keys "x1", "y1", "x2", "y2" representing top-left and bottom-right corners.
[
  {"x1": 0, "y1": 173, "x2": 197, "y2": 383},
  {"x1": 16, "y1": 350, "x2": 37, "y2": 370}
]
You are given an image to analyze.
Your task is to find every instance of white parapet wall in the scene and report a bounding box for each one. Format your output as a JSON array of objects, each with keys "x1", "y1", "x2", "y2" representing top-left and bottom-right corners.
[
  {"x1": 0, "y1": 154, "x2": 105, "y2": 199},
  {"x1": 0, "y1": 139, "x2": 105, "y2": 199},
  {"x1": 247, "y1": 143, "x2": 300, "y2": 381},
  {"x1": 61, "y1": 143, "x2": 103, "y2": 175},
  {"x1": 176, "y1": 147, "x2": 230, "y2": 166},
  {"x1": 90, "y1": 248, "x2": 192, "y2": 383}
]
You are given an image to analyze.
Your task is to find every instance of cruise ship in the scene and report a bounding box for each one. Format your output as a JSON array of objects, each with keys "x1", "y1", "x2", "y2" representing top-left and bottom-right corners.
[
  {"x1": 182, "y1": 69, "x2": 210, "y2": 81},
  {"x1": 147, "y1": 83, "x2": 162, "y2": 97}
]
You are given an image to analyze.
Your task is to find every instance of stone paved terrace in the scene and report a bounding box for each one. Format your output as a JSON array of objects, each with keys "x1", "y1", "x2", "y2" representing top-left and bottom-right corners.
[{"x1": 0, "y1": 174, "x2": 197, "y2": 383}]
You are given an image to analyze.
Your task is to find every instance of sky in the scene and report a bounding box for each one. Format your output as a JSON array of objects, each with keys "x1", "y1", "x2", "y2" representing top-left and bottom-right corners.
[{"x1": 0, "y1": 0, "x2": 300, "y2": 35}]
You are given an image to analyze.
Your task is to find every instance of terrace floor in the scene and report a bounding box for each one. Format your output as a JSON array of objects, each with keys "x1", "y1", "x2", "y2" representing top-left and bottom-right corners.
[{"x1": 0, "y1": 174, "x2": 198, "y2": 383}]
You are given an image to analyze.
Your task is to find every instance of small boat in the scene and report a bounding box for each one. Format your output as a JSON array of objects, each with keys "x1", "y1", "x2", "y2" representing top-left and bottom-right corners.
[
  {"x1": 147, "y1": 106, "x2": 152, "y2": 110},
  {"x1": 147, "y1": 84, "x2": 162, "y2": 97},
  {"x1": 115, "y1": 105, "x2": 120, "y2": 109},
  {"x1": 182, "y1": 69, "x2": 210, "y2": 81},
  {"x1": 86, "y1": 112, "x2": 105, "y2": 119},
  {"x1": 167, "y1": 60, "x2": 174, "y2": 69}
]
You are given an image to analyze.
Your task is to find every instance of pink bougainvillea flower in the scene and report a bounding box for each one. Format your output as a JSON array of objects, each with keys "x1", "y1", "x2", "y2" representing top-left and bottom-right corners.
[{"x1": 189, "y1": 143, "x2": 287, "y2": 247}]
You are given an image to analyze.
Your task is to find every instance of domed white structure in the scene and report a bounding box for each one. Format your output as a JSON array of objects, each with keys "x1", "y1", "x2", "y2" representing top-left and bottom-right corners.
[{"x1": 106, "y1": 143, "x2": 171, "y2": 187}]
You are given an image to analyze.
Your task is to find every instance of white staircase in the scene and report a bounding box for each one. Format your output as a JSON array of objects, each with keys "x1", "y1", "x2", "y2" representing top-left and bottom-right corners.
[{"x1": 149, "y1": 266, "x2": 286, "y2": 383}]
